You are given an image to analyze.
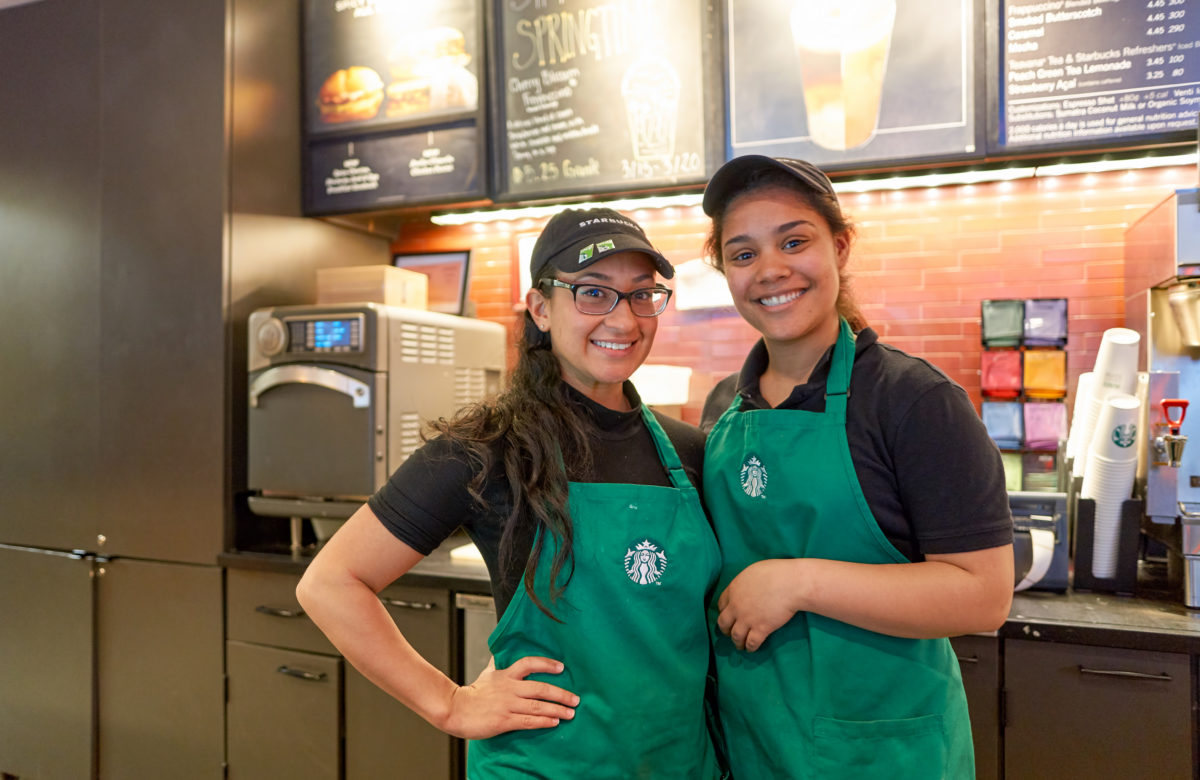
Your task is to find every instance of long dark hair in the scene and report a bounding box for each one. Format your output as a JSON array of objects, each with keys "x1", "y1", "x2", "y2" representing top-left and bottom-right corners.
[
  {"x1": 427, "y1": 302, "x2": 594, "y2": 619},
  {"x1": 703, "y1": 168, "x2": 867, "y2": 330}
]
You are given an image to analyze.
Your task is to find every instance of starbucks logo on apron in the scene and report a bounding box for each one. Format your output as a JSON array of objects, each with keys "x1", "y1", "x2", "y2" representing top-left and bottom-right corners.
[
  {"x1": 624, "y1": 539, "x2": 667, "y2": 585},
  {"x1": 740, "y1": 455, "x2": 768, "y2": 498}
]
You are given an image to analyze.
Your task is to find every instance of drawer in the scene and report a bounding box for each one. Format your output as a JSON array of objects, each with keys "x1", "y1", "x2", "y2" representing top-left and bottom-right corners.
[
  {"x1": 226, "y1": 568, "x2": 453, "y2": 664},
  {"x1": 226, "y1": 640, "x2": 341, "y2": 780},
  {"x1": 226, "y1": 569, "x2": 333, "y2": 654}
]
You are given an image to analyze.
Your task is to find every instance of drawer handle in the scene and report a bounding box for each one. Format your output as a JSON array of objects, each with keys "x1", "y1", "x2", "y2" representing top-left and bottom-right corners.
[
  {"x1": 276, "y1": 665, "x2": 326, "y2": 682},
  {"x1": 255, "y1": 604, "x2": 305, "y2": 618},
  {"x1": 956, "y1": 655, "x2": 980, "y2": 664},
  {"x1": 381, "y1": 598, "x2": 436, "y2": 610},
  {"x1": 1078, "y1": 666, "x2": 1172, "y2": 682}
]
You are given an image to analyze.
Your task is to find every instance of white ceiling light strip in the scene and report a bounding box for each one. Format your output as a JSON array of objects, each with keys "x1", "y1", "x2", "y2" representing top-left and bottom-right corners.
[{"x1": 429, "y1": 151, "x2": 1198, "y2": 225}]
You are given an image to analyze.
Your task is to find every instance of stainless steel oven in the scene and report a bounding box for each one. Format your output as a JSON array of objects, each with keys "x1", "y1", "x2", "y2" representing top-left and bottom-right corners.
[{"x1": 246, "y1": 303, "x2": 505, "y2": 522}]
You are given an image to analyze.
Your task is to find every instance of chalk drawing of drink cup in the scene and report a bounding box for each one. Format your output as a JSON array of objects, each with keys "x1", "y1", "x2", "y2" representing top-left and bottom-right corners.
[
  {"x1": 790, "y1": 0, "x2": 896, "y2": 151},
  {"x1": 620, "y1": 55, "x2": 681, "y2": 164}
]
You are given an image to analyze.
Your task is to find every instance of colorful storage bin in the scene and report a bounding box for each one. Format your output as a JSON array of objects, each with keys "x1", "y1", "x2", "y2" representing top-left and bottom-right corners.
[
  {"x1": 981, "y1": 350, "x2": 1022, "y2": 398},
  {"x1": 1023, "y1": 349, "x2": 1068, "y2": 399},
  {"x1": 981, "y1": 299, "x2": 1025, "y2": 347},
  {"x1": 983, "y1": 401, "x2": 1024, "y2": 450},
  {"x1": 1023, "y1": 401, "x2": 1068, "y2": 450},
  {"x1": 1024, "y1": 298, "x2": 1068, "y2": 347}
]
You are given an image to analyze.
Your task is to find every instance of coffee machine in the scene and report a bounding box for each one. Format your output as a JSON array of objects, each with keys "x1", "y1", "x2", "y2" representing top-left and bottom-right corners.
[{"x1": 1124, "y1": 187, "x2": 1200, "y2": 607}]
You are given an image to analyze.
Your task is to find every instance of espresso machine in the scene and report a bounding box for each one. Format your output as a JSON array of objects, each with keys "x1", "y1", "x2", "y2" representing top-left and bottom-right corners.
[{"x1": 1124, "y1": 187, "x2": 1200, "y2": 607}]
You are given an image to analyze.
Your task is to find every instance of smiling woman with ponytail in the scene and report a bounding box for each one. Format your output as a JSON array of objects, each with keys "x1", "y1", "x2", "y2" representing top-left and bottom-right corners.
[{"x1": 297, "y1": 207, "x2": 725, "y2": 779}]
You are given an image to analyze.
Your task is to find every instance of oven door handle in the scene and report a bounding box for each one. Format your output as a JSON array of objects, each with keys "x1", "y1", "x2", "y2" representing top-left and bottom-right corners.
[{"x1": 249, "y1": 365, "x2": 371, "y2": 408}]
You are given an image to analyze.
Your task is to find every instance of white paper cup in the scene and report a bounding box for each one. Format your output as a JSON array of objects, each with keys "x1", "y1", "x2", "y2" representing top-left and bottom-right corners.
[
  {"x1": 1091, "y1": 328, "x2": 1140, "y2": 398},
  {"x1": 1080, "y1": 450, "x2": 1136, "y2": 579},
  {"x1": 1065, "y1": 371, "x2": 1094, "y2": 465},
  {"x1": 1088, "y1": 393, "x2": 1141, "y2": 461}
]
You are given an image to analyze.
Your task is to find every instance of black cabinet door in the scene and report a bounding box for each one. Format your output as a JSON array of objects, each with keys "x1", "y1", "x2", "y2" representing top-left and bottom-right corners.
[
  {"x1": 1004, "y1": 639, "x2": 1193, "y2": 780},
  {"x1": 227, "y1": 640, "x2": 343, "y2": 780},
  {"x1": 951, "y1": 634, "x2": 1002, "y2": 780},
  {"x1": 345, "y1": 585, "x2": 456, "y2": 779}
]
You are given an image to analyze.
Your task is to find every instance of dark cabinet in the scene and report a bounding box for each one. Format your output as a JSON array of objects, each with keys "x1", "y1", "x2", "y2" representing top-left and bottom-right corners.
[
  {"x1": 951, "y1": 634, "x2": 1002, "y2": 780},
  {"x1": 227, "y1": 641, "x2": 343, "y2": 780},
  {"x1": 224, "y1": 568, "x2": 455, "y2": 779},
  {"x1": 1003, "y1": 639, "x2": 1193, "y2": 779}
]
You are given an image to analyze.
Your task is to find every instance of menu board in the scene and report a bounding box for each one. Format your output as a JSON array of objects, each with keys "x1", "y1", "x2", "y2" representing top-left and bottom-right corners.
[
  {"x1": 493, "y1": 0, "x2": 713, "y2": 200},
  {"x1": 726, "y1": 0, "x2": 983, "y2": 169},
  {"x1": 997, "y1": 0, "x2": 1200, "y2": 149},
  {"x1": 306, "y1": 127, "x2": 482, "y2": 212},
  {"x1": 304, "y1": 0, "x2": 483, "y2": 135}
]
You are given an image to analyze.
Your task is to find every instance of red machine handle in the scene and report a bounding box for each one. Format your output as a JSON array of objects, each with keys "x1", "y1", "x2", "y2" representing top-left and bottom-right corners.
[{"x1": 1162, "y1": 398, "x2": 1189, "y2": 435}]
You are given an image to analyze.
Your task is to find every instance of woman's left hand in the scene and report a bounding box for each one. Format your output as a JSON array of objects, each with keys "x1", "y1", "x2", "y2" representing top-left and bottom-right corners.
[{"x1": 716, "y1": 559, "x2": 802, "y2": 652}]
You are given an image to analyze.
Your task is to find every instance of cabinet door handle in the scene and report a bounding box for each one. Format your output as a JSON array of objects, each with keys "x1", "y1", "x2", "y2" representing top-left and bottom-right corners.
[
  {"x1": 381, "y1": 598, "x2": 436, "y2": 610},
  {"x1": 276, "y1": 665, "x2": 326, "y2": 682},
  {"x1": 255, "y1": 604, "x2": 305, "y2": 618},
  {"x1": 956, "y1": 655, "x2": 979, "y2": 664},
  {"x1": 1078, "y1": 665, "x2": 1172, "y2": 682}
]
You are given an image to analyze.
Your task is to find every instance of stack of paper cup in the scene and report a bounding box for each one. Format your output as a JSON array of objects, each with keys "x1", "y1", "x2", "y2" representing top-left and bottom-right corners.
[
  {"x1": 1080, "y1": 392, "x2": 1141, "y2": 578},
  {"x1": 1072, "y1": 328, "x2": 1141, "y2": 479},
  {"x1": 1064, "y1": 371, "x2": 1094, "y2": 466}
]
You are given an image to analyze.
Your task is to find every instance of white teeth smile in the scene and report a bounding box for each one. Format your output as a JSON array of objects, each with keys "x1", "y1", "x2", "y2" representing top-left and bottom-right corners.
[
  {"x1": 593, "y1": 340, "x2": 632, "y2": 351},
  {"x1": 759, "y1": 290, "x2": 804, "y2": 307}
]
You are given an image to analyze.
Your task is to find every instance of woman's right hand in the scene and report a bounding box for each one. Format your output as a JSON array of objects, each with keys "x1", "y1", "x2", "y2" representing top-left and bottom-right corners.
[{"x1": 442, "y1": 656, "x2": 579, "y2": 739}]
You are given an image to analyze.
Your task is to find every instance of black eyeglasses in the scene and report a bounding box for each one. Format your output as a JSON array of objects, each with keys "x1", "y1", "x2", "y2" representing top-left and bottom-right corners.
[{"x1": 540, "y1": 279, "x2": 673, "y2": 317}]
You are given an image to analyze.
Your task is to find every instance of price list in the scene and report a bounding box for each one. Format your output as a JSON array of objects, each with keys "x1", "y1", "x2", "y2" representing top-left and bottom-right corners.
[{"x1": 1001, "y1": 0, "x2": 1199, "y2": 148}]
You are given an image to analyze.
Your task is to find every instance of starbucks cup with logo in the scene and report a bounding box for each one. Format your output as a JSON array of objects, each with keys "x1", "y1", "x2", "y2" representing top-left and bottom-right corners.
[{"x1": 1080, "y1": 393, "x2": 1140, "y2": 578}]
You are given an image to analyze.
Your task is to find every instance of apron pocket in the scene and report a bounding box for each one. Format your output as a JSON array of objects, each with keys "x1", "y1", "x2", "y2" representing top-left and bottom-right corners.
[{"x1": 812, "y1": 713, "x2": 946, "y2": 779}]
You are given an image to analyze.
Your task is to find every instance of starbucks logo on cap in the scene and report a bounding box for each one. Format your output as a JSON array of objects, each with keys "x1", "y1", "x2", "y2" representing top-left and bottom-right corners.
[
  {"x1": 1112, "y1": 424, "x2": 1137, "y2": 448},
  {"x1": 740, "y1": 455, "x2": 767, "y2": 498}
]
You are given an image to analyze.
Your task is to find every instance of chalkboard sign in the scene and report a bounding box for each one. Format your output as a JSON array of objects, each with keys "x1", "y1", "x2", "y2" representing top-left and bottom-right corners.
[
  {"x1": 492, "y1": 0, "x2": 715, "y2": 200},
  {"x1": 725, "y1": 0, "x2": 984, "y2": 169},
  {"x1": 306, "y1": 126, "x2": 483, "y2": 213},
  {"x1": 994, "y1": 0, "x2": 1200, "y2": 151}
]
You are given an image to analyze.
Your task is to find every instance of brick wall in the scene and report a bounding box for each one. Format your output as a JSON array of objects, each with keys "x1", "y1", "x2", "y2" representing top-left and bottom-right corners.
[{"x1": 390, "y1": 165, "x2": 1196, "y2": 425}]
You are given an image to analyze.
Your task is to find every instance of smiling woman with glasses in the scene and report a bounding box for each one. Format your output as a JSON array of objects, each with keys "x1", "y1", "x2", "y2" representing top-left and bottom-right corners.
[
  {"x1": 538, "y1": 279, "x2": 673, "y2": 317},
  {"x1": 297, "y1": 207, "x2": 725, "y2": 780}
]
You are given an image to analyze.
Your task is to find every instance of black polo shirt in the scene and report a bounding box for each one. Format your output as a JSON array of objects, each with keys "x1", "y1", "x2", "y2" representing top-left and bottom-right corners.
[{"x1": 700, "y1": 327, "x2": 1013, "y2": 562}]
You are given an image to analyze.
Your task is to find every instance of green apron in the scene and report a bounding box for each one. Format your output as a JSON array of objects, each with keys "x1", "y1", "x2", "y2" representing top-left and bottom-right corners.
[
  {"x1": 468, "y1": 406, "x2": 723, "y2": 780},
  {"x1": 704, "y1": 319, "x2": 974, "y2": 780}
]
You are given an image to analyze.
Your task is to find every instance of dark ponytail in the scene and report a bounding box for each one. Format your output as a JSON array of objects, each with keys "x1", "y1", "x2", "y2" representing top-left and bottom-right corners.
[{"x1": 427, "y1": 309, "x2": 594, "y2": 619}]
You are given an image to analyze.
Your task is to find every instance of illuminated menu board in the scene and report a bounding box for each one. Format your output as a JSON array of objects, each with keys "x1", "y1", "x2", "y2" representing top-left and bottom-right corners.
[
  {"x1": 725, "y1": 0, "x2": 984, "y2": 169},
  {"x1": 302, "y1": 0, "x2": 488, "y2": 213},
  {"x1": 998, "y1": 0, "x2": 1200, "y2": 149}
]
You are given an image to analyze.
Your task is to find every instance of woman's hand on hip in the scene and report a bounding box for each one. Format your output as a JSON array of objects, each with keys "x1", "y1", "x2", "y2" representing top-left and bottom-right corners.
[
  {"x1": 442, "y1": 656, "x2": 578, "y2": 739},
  {"x1": 716, "y1": 559, "x2": 804, "y2": 652}
]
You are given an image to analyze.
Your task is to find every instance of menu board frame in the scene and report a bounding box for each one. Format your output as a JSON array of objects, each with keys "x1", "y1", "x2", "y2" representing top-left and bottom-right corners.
[
  {"x1": 721, "y1": 0, "x2": 989, "y2": 173},
  {"x1": 301, "y1": 0, "x2": 493, "y2": 214},
  {"x1": 487, "y1": 0, "x2": 725, "y2": 203},
  {"x1": 986, "y1": 0, "x2": 1200, "y2": 157}
]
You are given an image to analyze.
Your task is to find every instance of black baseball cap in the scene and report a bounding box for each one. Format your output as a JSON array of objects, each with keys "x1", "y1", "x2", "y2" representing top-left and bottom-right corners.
[
  {"x1": 702, "y1": 155, "x2": 837, "y2": 216},
  {"x1": 530, "y1": 207, "x2": 674, "y2": 282}
]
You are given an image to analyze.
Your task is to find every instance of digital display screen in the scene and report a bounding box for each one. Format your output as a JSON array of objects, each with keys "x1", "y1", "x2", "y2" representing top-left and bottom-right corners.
[
  {"x1": 287, "y1": 316, "x2": 363, "y2": 353},
  {"x1": 312, "y1": 319, "x2": 355, "y2": 349}
]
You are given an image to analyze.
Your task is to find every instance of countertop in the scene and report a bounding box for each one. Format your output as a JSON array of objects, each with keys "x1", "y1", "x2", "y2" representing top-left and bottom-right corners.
[{"x1": 222, "y1": 538, "x2": 1200, "y2": 653}]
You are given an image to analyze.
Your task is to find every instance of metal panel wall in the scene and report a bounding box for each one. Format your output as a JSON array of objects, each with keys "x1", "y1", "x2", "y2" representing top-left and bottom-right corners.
[
  {"x1": 94, "y1": 0, "x2": 230, "y2": 562},
  {"x1": 0, "y1": 0, "x2": 103, "y2": 550}
]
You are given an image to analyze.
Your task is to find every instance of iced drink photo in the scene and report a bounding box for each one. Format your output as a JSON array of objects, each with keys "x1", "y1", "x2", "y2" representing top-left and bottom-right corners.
[{"x1": 790, "y1": 0, "x2": 896, "y2": 151}]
